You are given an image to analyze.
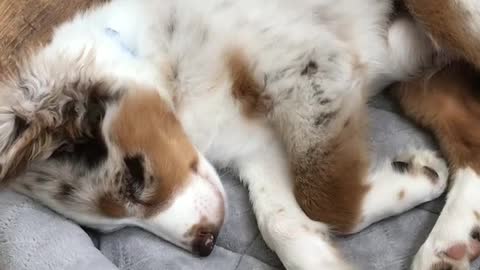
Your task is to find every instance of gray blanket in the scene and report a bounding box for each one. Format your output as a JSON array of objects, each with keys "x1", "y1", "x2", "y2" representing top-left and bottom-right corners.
[{"x1": 1, "y1": 93, "x2": 479, "y2": 270}]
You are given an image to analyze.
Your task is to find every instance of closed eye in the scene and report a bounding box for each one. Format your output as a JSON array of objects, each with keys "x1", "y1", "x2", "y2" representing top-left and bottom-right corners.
[{"x1": 124, "y1": 155, "x2": 145, "y2": 181}]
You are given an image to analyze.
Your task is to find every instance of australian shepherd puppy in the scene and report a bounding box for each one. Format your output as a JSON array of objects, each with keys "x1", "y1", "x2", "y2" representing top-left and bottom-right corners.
[{"x1": 0, "y1": 0, "x2": 477, "y2": 269}]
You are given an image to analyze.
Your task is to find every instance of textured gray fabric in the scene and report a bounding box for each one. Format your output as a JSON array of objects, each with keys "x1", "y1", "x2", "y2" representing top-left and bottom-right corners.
[
  {"x1": 1, "y1": 93, "x2": 480, "y2": 270},
  {"x1": 0, "y1": 191, "x2": 118, "y2": 270}
]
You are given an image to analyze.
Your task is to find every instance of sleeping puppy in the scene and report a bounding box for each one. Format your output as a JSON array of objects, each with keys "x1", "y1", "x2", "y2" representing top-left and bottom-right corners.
[
  {"x1": 0, "y1": 0, "x2": 446, "y2": 269},
  {"x1": 391, "y1": 1, "x2": 480, "y2": 269}
]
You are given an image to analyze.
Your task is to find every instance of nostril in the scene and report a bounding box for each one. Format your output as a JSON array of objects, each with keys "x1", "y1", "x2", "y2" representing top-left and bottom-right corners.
[{"x1": 192, "y1": 230, "x2": 217, "y2": 257}]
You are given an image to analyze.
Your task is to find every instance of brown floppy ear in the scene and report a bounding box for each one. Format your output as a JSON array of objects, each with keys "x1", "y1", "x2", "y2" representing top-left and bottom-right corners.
[
  {"x1": 0, "y1": 77, "x2": 117, "y2": 186},
  {"x1": 0, "y1": 112, "x2": 57, "y2": 184},
  {"x1": 0, "y1": 83, "x2": 76, "y2": 185}
]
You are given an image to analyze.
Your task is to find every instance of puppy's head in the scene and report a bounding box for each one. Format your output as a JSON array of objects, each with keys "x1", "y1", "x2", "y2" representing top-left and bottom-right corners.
[{"x1": 0, "y1": 51, "x2": 225, "y2": 257}]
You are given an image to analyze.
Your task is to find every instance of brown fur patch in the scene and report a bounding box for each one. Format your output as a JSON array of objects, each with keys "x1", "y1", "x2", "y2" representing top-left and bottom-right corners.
[
  {"x1": 398, "y1": 189, "x2": 406, "y2": 200},
  {"x1": 405, "y1": 0, "x2": 480, "y2": 68},
  {"x1": 226, "y1": 49, "x2": 271, "y2": 118},
  {"x1": 112, "y1": 90, "x2": 197, "y2": 217},
  {"x1": 391, "y1": 61, "x2": 480, "y2": 174},
  {"x1": 293, "y1": 108, "x2": 370, "y2": 234},
  {"x1": 475, "y1": 211, "x2": 480, "y2": 221},
  {"x1": 98, "y1": 193, "x2": 127, "y2": 218}
]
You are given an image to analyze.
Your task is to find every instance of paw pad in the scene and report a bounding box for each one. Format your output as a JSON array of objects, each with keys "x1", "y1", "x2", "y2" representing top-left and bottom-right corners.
[{"x1": 444, "y1": 243, "x2": 467, "y2": 260}]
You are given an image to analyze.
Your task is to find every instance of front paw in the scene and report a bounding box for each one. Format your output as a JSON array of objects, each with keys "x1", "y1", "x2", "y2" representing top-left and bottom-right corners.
[
  {"x1": 261, "y1": 212, "x2": 353, "y2": 270},
  {"x1": 412, "y1": 227, "x2": 480, "y2": 270},
  {"x1": 412, "y1": 243, "x2": 469, "y2": 270}
]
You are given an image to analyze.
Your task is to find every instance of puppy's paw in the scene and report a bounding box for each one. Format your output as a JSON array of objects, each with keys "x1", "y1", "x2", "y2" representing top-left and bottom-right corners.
[
  {"x1": 412, "y1": 243, "x2": 468, "y2": 270},
  {"x1": 412, "y1": 227, "x2": 480, "y2": 270},
  {"x1": 262, "y1": 212, "x2": 352, "y2": 270},
  {"x1": 393, "y1": 149, "x2": 448, "y2": 198}
]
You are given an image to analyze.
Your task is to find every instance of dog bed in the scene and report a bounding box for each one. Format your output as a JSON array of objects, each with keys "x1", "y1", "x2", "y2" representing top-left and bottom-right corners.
[{"x1": 1, "y1": 93, "x2": 479, "y2": 270}]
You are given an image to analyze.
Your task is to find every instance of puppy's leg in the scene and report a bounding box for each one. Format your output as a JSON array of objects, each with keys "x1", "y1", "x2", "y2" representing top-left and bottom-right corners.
[
  {"x1": 248, "y1": 24, "x2": 442, "y2": 241},
  {"x1": 392, "y1": 62, "x2": 480, "y2": 270},
  {"x1": 264, "y1": 41, "x2": 445, "y2": 235},
  {"x1": 285, "y1": 103, "x2": 447, "y2": 235},
  {"x1": 236, "y1": 134, "x2": 351, "y2": 270},
  {"x1": 404, "y1": 0, "x2": 480, "y2": 69}
]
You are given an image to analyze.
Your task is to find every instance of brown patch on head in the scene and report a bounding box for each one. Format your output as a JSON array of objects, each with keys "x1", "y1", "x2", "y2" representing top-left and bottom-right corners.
[
  {"x1": 226, "y1": 48, "x2": 271, "y2": 118},
  {"x1": 111, "y1": 90, "x2": 197, "y2": 216},
  {"x1": 404, "y1": 0, "x2": 480, "y2": 68},
  {"x1": 391, "y1": 62, "x2": 480, "y2": 175},
  {"x1": 98, "y1": 193, "x2": 127, "y2": 218},
  {"x1": 293, "y1": 107, "x2": 370, "y2": 234},
  {"x1": 398, "y1": 189, "x2": 406, "y2": 200}
]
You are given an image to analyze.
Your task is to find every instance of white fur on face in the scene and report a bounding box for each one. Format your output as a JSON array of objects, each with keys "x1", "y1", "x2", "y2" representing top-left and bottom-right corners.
[{"x1": 140, "y1": 154, "x2": 225, "y2": 256}]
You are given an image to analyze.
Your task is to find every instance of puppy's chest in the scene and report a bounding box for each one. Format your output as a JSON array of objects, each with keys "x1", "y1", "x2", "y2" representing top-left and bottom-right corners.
[{"x1": 177, "y1": 94, "x2": 273, "y2": 165}]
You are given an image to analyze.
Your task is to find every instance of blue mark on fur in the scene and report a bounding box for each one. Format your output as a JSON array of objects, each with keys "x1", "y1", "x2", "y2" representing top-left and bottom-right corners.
[{"x1": 105, "y1": 27, "x2": 137, "y2": 57}]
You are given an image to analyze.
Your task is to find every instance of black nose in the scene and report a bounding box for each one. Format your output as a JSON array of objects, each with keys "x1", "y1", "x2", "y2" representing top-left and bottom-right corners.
[{"x1": 192, "y1": 230, "x2": 217, "y2": 257}]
